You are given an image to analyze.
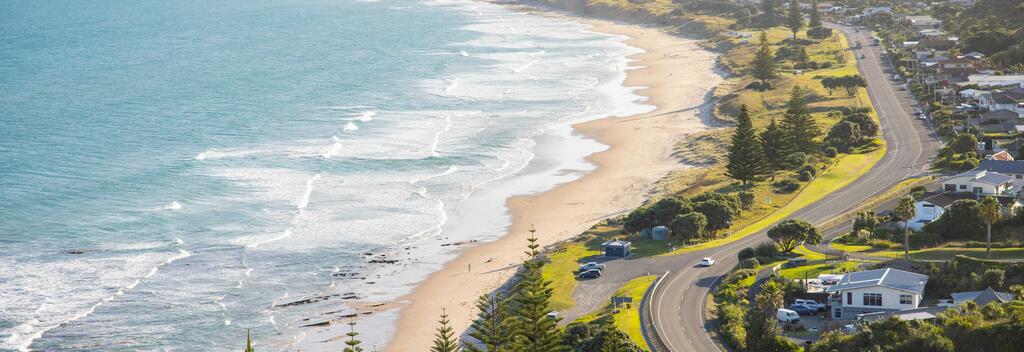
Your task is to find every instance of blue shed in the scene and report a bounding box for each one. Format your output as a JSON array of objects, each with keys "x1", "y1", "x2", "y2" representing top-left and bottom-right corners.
[{"x1": 652, "y1": 226, "x2": 669, "y2": 241}]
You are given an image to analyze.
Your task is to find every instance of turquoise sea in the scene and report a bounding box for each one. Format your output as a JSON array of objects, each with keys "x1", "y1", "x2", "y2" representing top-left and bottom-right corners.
[{"x1": 0, "y1": 0, "x2": 650, "y2": 350}]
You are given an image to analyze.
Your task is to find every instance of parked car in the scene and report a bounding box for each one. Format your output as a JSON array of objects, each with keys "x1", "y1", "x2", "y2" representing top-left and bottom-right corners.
[
  {"x1": 576, "y1": 269, "x2": 601, "y2": 279},
  {"x1": 794, "y1": 299, "x2": 827, "y2": 312},
  {"x1": 578, "y1": 262, "x2": 606, "y2": 271},
  {"x1": 789, "y1": 304, "x2": 817, "y2": 315},
  {"x1": 893, "y1": 74, "x2": 901, "y2": 81},
  {"x1": 913, "y1": 108, "x2": 923, "y2": 115},
  {"x1": 777, "y1": 308, "x2": 801, "y2": 322},
  {"x1": 918, "y1": 113, "x2": 928, "y2": 120},
  {"x1": 698, "y1": 257, "x2": 715, "y2": 267}
]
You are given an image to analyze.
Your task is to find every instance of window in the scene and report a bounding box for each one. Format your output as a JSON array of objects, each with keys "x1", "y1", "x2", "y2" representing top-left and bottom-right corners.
[
  {"x1": 959, "y1": 184, "x2": 967, "y2": 190},
  {"x1": 863, "y1": 293, "x2": 882, "y2": 306},
  {"x1": 835, "y1": 309, "x2": 842, "y2": 319},
  {"x1": 847, "y1": 292, "x2": 853, "y2": 305},
  {"x1": 973, "y1": 187, "x2": 983, "y2": 194},
  {"x1": 944, "y1": 184, "x2": 956, "y2": 192},
  {"x1": 900, "y1": 294, "x2": 913, "y2": 305}
]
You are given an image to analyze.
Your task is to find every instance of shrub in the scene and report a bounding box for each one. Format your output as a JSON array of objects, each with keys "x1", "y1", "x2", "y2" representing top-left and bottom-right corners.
[
  {"x1": 773, "y1": 179, "x2": 800, "y2": 193},
  {"x1": 798, "y1": 164, "x2": 817, "y2": 176},
  {"x1": 798, "y1": 170, "x2": 813, "y2": 182},
  {"x1": 738, "y1": 247, "x2": 756, "y2": 260},
  {"x1": 819, "y1": 61, "x2": 833, "y2": 69},
  {"x1": 981, "y1": 301, "x2": 1006, "y2": 320},
  {"x1": 868, "y1": 240, "x2": 892, "y2": 249},
  {"x1": 824, "y1": 147, "x2": 838, "y2": 158},
  {"x1": 755, "y1": 241, "x2": 779, "y2": 258},
  {"x1": 717, "y1": 303, "x2": 747, "y2": 350},
  {"x1": 910, "y1": 185, "x2": 926, "y2": 200},
  {"x1": 741, "y1": 257, "x2": 760, "y2": 269},
  {"x1": 807, "y1": 27, "x2": 833, "y2": 39},
  {"x1": 732, "y1": 269, "x2": 758, "y2": 282},
  {"x1": 738, "y1": 191, "x2": 756, "y2": 210}
]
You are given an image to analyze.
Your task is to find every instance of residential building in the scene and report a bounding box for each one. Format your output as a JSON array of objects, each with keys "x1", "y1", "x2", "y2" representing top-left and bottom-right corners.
[
  {"x1": 905, "y1": 15, "x2": 942, "y2": 29},
  {"x1": 862, "y1": 7, "x2": 892, "y2": 15},
  {"x1": 978, "y1": 87, "x2": 1024, "y2": 115},
  {"x1": 964, "y1": 74, "x2": 1024, "y2": 88},
  {"x1": 977, "y1": 159, "x2": 1024, "y2": 187},
  {"x1": 908, "y1": 192, "x2": 1019, "y2": 230},
  {"x1": 826, "y1": 268, "x2": 928, "y2": 320},
  {"x1": 971, "y1": 110, "x2": 1024, "y2": 133},
  {"x1": 940, "y1": 169, "x2": 1015, "y2": 196},
  {"x1": 951, "y1": 287, "x2": 1015, "y2": 306},
  {"x1": 917, "y1": 38, "x2": 957, "y2": 51}
]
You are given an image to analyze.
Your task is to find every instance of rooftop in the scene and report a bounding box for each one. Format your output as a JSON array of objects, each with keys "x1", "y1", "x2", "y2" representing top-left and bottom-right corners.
[
  {"x1": 951, "y1": 287, "x2": 1014, "y2": 306},
  {"x1": 978, "y1": 159, "x2": 1024, "y2": 174},
  {"x1": 921, "y1": 192, "x2": 1018, "y2": 208},
  {"x1": 825, "y1": 268, "x2": 928, "y2": 295}
]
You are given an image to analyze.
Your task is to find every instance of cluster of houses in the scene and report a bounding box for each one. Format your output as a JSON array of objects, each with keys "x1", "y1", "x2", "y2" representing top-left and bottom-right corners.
[
  {"x1": 909, "y1": 159, "x2": 1024, "y2": 230},
  {"x1": 821, "y1": 267, "x2": 1014, "y2": 323}
]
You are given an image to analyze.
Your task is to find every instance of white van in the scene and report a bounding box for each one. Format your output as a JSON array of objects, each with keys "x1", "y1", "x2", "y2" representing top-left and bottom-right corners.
[{"x1": 777, "y1": 308, "x2": 800, "y2": 323}]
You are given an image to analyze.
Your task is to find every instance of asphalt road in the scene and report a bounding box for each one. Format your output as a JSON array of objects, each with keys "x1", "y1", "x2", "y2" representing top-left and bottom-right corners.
[{"x1": 641, "y1": 24, "x2": 944, "y2": 351}]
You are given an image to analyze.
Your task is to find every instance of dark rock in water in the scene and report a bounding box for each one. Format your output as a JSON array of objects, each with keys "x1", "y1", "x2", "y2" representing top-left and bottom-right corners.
[
  {"x1": 301, "y1": 321, "x2": 331, "y2": 327},
  {"x1": 363, "y1": 252, "x2": 373, "y2": 256},
  {"x1": 361, "y1": 311, "x2": 373, "y2": 315},
  {"x1": 274, "y1": 295, "x2": 332, "y2": 308},
  {"x1": 340, "y1": 313, "x2": 358, "y2": 318},
  {"x1": 368, "y1": 258, "x2": 398, "y2": 264},
  {"x1": 366, "y1": 281, "x2": 375, "y2": 284},
  {"x1": 340, "y1": 293, "x2": 359, "y2": 300},
  {"x1": 67, "y1": 249, "x2": 90, "y2": 255}
]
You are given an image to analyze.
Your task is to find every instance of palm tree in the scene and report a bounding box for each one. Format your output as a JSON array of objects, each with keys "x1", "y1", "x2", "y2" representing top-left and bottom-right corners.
[
  {"x1": 893, "y1": 197, "x2": 916, "y2": 258},
  {"x1": 976, "y1": 197, "x2": 1001, "y2": 258}
]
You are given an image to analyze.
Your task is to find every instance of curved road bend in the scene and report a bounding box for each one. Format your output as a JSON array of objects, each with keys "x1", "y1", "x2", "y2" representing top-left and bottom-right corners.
[{"x1": 645, "y1": 24, "x2": 942, "y2": 351}]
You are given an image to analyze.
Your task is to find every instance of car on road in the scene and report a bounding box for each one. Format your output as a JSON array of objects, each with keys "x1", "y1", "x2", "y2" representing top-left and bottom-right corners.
[
  {"x1": 794, "y1": 299, "x2": 827, "y2": 312},
  {"x1": 789, "y1": 304, "x2": 818, "y2": 315},
  {"x1": 777, "y1": 308, "x2": 801, "y2": 322},
  {"x1": 893, "y1": 74, "x2": 901, "y2": 81},
  {"x1": 576, "y1": 269, "x2": 601, "y2": 279},
  {"x1": 578, "y1": 262, "x2": 606, "y2": 271},
  {"x1": 698, "y1": 257, "x2": 715, "y2": 267}
]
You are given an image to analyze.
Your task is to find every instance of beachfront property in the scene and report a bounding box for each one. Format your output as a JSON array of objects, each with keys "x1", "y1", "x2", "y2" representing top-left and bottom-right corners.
[
  {"x1": 940, "y1": 169, "x2": 1016, "y2": 196},
  {"x1": 951, "y1": 287, "x2": 1015, "y2": 306},
  {"x1": 825, "y1": 268, "x2": 928, "y2": 320},
  {"x1": 908, "y1": 192, "x2": 1020, "y2": 230}
]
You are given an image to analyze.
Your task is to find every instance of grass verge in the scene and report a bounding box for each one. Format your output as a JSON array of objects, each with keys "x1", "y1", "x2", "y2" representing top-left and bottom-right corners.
[
  {"x1": 542, "y1": 243, "x2": 601, "y2": 311},
  {"x1": 612, "y1": 275, "x2": 657, "y2": 350}
]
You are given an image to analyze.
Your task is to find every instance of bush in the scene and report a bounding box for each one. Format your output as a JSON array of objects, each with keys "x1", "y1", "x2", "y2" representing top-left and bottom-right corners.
[
  {"x1": 819, "y1": 61, "x2": 833, "y2": 69},
  {"x1": 798, "y1": 170, "x2": 813, "y2": 182},
  {"x1": 738, "y1": 247, "x2": 756, "y2": 260},
  {"x1": 910, "y1": 185, "x2": 926, "y2": 200},
  {"x1": 824, "y1": 147, "x2": 838, "y2": 158},
  {"x1": 755, "y1": 241, "x2": 779, "y2": 258},
  {"x1": 981, "y1": 301, "x2": 1006, "y2": 320},
  {"x1": 741, "y1": 257, "x2": 760, "y2": 269},
  {"x1": 807, "y1": 27, "x2": 833, "y2": 39},
  {"x1": 717, "y1": 303, "x2": 747, "y2": 350},
  {"x1": 868, "y1": 240, "x2": 892, "y2": 249},
  {"x1": 738, "y1": 191, "x2": 755, "y2": 210},
  {"x1": 799, "y1": 164, "x2": 817, "y2": 176},
  {"x1": 773, "y1": 179, "x2": 800, "y2": 194},
  {"x1": 731, "y1": 269, "x2": 758, "y2": 282}
]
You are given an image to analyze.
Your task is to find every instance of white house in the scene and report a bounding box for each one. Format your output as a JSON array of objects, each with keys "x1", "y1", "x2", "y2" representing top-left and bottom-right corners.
[
  {"x1": 978, "y1": 88, "x2": 1024, "y2": 115},
  {"x1": 940, "y1": 169, "x2": 1015, "y2": 196},
  {"x1": 965, "y1": 74, "x2": 1024, "y2": 88},
  {"x1": 908, "y1": 192, "x2": 1020, "y2": 230},
  {"x1": 905, "y1": 15, "x2": 942, "y2": 29},
  {"x1": 826, "y1": 268, "x2": 928, "y2": 320},
  {"x1": 976, "y1": 160, "x2": 1024, "y2": 189}
]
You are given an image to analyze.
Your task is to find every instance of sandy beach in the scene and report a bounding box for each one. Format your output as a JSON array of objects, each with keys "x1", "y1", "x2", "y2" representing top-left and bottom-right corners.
[{"x1": 381, "y1": 11, "x2": 723, "y2": 351}]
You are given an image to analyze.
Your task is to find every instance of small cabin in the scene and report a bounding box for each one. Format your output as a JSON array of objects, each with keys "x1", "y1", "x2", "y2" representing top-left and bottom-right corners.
[
  {"x1": 601, "y1": 240, "x2": 632, "y2": 257},
  {"x1": 652, "y1": 226, "x2": 669, "y2": 241}
]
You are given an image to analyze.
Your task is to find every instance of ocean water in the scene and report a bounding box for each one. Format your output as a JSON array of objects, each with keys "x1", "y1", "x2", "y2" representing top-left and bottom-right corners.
[{"x1": 0, "y1": 0, "x2": 652, "y2": 350}]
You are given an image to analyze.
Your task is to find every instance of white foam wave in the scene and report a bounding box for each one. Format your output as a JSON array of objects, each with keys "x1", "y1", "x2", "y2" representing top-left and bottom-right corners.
[
  {"x1": 343, "y1": 122, "x2": 359, "y2": 132},
  {"x1": 241, "y1": 229, "x2": 293, "y2": 249},
  {"x1": 296, "y1": 174, "x2": 321, "y2": 210},
  {"x1": 162, "y1": 201, "x2": 183, "y2": 210},
  {"x1": 0, "y1": 250, "x2": 191, "y2": 351},
  {"x1": 321, "y1": 136, "x2": 343, "y2": 159},
  {"x1": 358, "y1": 111, "x2": 376, "y2": 122},
  {"x1": 444, "y1": 78, "x2": 459, "y2": 92},
  {"x1": 513, "y1": 59, "x2": 538, "y2": 73},
  {"x1": 459, "y1": 50, "x2": 469, "y2": 57}
]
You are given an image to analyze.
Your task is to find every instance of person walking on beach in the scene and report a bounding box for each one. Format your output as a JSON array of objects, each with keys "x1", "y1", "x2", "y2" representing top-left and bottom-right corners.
[{"x1": 468, "y1": 263, "x2": 472, "y2": 272}]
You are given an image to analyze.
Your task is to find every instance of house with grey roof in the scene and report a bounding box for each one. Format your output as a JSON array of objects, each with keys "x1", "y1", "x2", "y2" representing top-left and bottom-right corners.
[
  {"x1": 940, "y1": 169, "x2": 1016, "y2": 196},
  {"x1": 826, "y1": 268, "x2": 929, "y2": 320},
  {"x1": 951, "y1": 287, "x2": 1014, "y2": 306},
  {"x1": 977, "y1": 160, "x2": 1024, "y2": 190},
  {"x1": 908, "y1": 192, "x2": 1020, "y2": 230}
]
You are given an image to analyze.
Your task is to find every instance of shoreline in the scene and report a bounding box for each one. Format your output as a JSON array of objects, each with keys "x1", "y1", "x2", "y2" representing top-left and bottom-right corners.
[{"x1": 382, "y1": 9, "x2": 723, "y2": 351}]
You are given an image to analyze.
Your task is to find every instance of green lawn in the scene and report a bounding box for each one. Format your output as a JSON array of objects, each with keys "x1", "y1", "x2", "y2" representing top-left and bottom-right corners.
[
  {"x1": 612, "y1": 275, "x2": 657, "y2": 350},
  {"x1": 830, "y1": 242, "x2": 873, "y2": 252},
  {"x1": 778, "y1": 261, "x2": 862, "y2": 280},
  {"x1": 542, "y1": 243, "x2": 601, "y2": 311}
]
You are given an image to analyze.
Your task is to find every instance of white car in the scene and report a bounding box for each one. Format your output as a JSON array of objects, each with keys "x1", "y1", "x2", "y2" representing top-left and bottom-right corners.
[
  {"x1": 777, "y1": 308, "x2": 800, "y2": 322},
  {"x1": 698, "y1": 257, "x2": 715, "y2": 267},
  {"x1": 794, "y1": 299, "x2": 827, "y2": 312},
  {"x1": 578, "y1": 262, "x2": 606, "y2": 271}
]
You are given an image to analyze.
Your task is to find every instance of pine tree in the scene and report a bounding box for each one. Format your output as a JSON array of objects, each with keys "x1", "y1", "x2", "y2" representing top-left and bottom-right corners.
[
  {"x1": 245, "y1": 329, "x2": 254, "y2": 352},
  {"x1": 432, "y1": 309, "x2": 461, "y2": 352},
  {"x1": 785, "y1": 0, "x2": 803, "y2": 39},
  {"x1": 726, "y1": 105, "x2": 768, "y2": 185},
  {"x1": 343, "y1": 320, "x2": 363, "y2": 352},
  {"x1": 510, "y1": 227, "x2": 565, "y2": 352},
  {"x1": 760, "y1": 118, "x2": 791, "y2": 178},
  {"x1": 465, "y1": 293, "x2": 512, "y2": 352},
  {"x1": 760, "y1": 0, "x2": 781, "y2": 22},
  {"x1": 780, "y1": 86, "x2": 819, "y2": 153},
  {"x1": 750, "y1": 32, "x2": 777, "y2": 88},
  {"x1": 600, "y1": 323, "x2": 627, "y2": 352},
  {"x1": 808, "y1": 0, "x2": 823, "y2": 29}
]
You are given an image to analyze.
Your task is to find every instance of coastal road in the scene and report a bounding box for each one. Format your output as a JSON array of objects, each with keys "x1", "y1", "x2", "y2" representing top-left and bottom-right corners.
[{"x1": 640, "y1": 24, "x2": 944, "y2": 351}]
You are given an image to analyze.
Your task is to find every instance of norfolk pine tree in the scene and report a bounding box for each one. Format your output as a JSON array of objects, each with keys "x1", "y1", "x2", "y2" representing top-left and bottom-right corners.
[
  {"x1": 785, "y1": 0, "x2": 803, "y2": 39},
  {"x1": 726, "y1": 105, "x2": 768, "y2": 185},
  {"x1": 759, "y1": 118, "x2": 791, "y2": 178},
  {"x1": 431, "y1": 309, "x2": 461, "y2": 352},
  {"x1": 343, "y1": 320, "x2": 363, "y2": 352},
  {"x1": 780, "y1": 86, "x2": 818, "y2": 153},
  {"x1": 751, "y1": 32, "x2": 777, "y2": 88},
  {"x1": 510, "y1": 228, "x2": 564, "y2": 352},
  {"x1": 465, "y1": 293, "x2": 513, "y2": 352},
  {"x1": 808, "y1": 0, "x2": 822, "y2": 29}
]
